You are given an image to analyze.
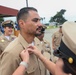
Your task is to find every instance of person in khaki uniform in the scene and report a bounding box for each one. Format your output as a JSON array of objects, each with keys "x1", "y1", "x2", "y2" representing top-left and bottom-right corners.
[
  {"x1": 0, "y1": 7, "x2": 47, "y2": 75},
  {"x1": 13, "y1": 21, "x2": 76, "y2": 75},
  {"x1": 36, "y1": 26, "x2": 51, "y2": 60},
  {"x1": 52, "y1": 25, "x2": 63, "y2": 50},
  {"x1": 52, "y1": 25, "x2": 63, "y2": 63},
  {"x1": 36, "y1": 26, "x2": 52, "y2": 75},
  {"x1": 0, "y1": 20, "x2": 16, "y2": 55}
]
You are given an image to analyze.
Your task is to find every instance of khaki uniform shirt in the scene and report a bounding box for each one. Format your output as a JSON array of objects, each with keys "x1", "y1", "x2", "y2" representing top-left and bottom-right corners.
[
  {"x1": 41, "y1": 39, "x2": 51, "y2": 60},
  {"x1": 52, "y1": 31, "x2": 62, "y2": 63},
  {"x1": 52, "y1": 31, "x2": 62, "y2": 49},
  {"x1": 0, "y1": 34, "x2": 47, "y2": 75},
  {"x1": 0, "y1": 34, "x2": 16, "y2": 54},
  {"x1": 40, "y1": 39, "x2": 51, "y2": 75}
]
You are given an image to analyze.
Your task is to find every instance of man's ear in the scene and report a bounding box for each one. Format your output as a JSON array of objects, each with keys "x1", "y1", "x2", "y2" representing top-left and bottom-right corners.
[{"x1": 18, "y1": 20, "x2": 25, "y2": 29}]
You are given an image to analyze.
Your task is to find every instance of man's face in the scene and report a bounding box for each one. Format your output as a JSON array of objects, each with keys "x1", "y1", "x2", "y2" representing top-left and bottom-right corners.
[
  {"x1": 4, "y1": 27, "x2": 13, "y2": 36},
  {"x1": 37, "y1": 33, "x2": 44, "y2": 41},
  {"x1": 21, "y1": 10, "x2": 43, "y2": 36}
]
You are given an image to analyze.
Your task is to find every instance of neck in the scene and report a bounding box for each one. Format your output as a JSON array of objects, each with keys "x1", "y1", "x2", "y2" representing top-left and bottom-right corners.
[{"x1": 20, "y1": 32, "x2": 35, "y2": 44}]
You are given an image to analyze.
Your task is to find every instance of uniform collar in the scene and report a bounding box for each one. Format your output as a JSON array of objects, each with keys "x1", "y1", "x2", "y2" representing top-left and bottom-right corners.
[
  {"x1": 0, "y1": 34, "x2": 12, "y2": 41},
  {"x1": 18, "y1": 34, "x2": 40, "y2": 49},
  {"x1": 43, "y1": 39, "x2": 47, "y2": 43}
]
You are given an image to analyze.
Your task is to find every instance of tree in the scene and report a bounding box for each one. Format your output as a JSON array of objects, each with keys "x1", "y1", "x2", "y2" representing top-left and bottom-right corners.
[
  {"x1": 49, "y1": 9, "x2": 67, "y2": 24},
  {"x1": 0, "y1": 18, "x2": 4, "y2": 23},
  {"x1": 41, "y1": 17, "x2": 45, "y2": 24}
]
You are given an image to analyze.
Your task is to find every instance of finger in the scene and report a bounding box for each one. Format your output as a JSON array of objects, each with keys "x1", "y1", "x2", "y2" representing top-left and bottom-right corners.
[
  {"x1": 28, "y1": 44, "x2": 33, "y2": 48},
  {"x1": 27, "y1": 45, "x2": 34, "y2": 49},
  {"x1": 28, "y1": 49, "x2": 34, "y2": 54},
  {"x1": 27, "y1": 46, "x2": 33, "y2": 49},
  {"x1": 29, "y1": 51, "x2": 33, "y2": 54},
  {"x1": 20, "y1": 50, "x2": 25, "y2": 54}
]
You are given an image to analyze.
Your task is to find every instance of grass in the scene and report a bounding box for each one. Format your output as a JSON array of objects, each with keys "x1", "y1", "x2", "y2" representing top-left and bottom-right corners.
[{"x1": 46, "y1": 25, "x2": 58, "y2": 30}]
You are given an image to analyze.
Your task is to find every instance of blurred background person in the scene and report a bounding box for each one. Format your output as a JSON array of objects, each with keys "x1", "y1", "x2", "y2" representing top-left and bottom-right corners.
[
  {"x1": 51, "y1": 25, "x2": 63, "y2": 63},
  {"x1": 52, "y1": 25, "x2": 63, "y2": 50},
  {"x1": 36, "y1": 25, "x2": 52, "y2": 75},
  {"x1": 0, "y1": 20, "x2": 16, "y2": 55},
  {"x1": 36, "y1": 25, "x2": 51, "y2": 60}
]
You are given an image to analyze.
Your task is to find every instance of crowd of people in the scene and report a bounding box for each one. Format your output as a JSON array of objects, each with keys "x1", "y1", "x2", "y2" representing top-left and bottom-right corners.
[{"x1": 0, "y1": 7, "x2": 76, "y2": 75}]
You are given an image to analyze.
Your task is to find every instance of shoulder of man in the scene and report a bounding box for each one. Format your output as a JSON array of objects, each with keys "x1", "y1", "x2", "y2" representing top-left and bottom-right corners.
[
  {"x1": 2, "y1": 37, "x2": 22, "y2": 55},
  {"x1": 34, "y1": 37, "x2": 41, "y2": 43},
  {"x1": 54, "y1": 31, "x2": 59, "y2": 34},
  {"x1": 52, "y1": 31, "x2": 59, "y2": 37},
  {"x1": 0, "y1": 43, "x2": 21, "y2": 75},
  {"x1": 43, "y1": 39, "x2": 50, "y2": 44}
]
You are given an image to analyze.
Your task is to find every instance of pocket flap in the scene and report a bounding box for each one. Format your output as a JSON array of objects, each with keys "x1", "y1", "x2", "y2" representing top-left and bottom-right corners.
[{"x1": 26, "y1": 54, "x2": 38, "y2": 74}]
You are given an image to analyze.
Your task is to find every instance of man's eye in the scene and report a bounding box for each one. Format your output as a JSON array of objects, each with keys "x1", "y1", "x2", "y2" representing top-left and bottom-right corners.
[{"x1": 32, "y1": 18, "x2": 40, "y2": 22}]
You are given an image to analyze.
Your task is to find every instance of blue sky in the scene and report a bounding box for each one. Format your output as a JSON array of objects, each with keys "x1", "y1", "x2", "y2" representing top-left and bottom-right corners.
[{"x1": 4, "y1": 0, "x2": 76, "y2": 23}]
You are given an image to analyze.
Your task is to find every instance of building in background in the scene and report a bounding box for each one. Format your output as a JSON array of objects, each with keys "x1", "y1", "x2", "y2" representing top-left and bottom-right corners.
[
  {"x1": 0, "y1": 0, "x2": 26, "y2": 22},
  {"x1": 0, "y1": 5, "x2": 18, "y2": 17}
]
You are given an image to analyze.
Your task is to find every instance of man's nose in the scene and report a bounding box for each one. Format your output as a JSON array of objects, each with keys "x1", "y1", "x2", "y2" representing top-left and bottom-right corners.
[{"x1": 38, "y1": 22, "x2": 43, "y2": 27}]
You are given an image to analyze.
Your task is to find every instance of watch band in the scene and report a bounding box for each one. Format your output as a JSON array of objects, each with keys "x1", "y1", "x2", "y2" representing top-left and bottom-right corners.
[{"x1": 20, "y1": 61, "x2": 28, "y2": 68}]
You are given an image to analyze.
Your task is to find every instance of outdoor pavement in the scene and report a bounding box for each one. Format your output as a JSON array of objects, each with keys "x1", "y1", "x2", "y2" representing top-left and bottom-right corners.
[
  {"x1": 44, "y1": 28, "x2": 58, "y2": 43},
  {"x1": 44, "y1": 28, "x2": 58, "y2": 60}
]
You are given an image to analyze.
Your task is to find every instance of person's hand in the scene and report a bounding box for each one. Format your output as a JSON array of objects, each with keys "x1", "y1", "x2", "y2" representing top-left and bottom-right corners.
[
  {"x1": 20, "y1": 50, "x2": 29, "y2": 63},
  {"x1": 27, "y1": 45, "x2": 42, "y2": 57}
]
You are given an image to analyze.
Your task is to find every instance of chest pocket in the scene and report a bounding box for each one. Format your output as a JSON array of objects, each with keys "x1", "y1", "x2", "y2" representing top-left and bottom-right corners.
[
  {"x1": 26, "y1": 54, "x2": 38, "y2": 74},
  {"x1": 54, "y1": 34, "x2": 60, "y2": 41}
]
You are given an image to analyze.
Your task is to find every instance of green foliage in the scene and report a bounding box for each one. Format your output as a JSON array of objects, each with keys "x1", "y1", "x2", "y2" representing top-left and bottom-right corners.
[
  {"x1": 49, "y1": 9, "x2": 67, "y2": 24},
  {"x1": 0, "y1": 18, "x2": 4, "y2": 22},
  {"x1": 45, "y1": 25, "x2": 58, "y2": 30}
]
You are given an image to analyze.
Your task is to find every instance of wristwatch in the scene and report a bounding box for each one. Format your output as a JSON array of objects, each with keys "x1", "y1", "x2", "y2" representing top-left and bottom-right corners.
[{"x1": 20, "y1": 61, "x2": 28, "y2": 68}]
